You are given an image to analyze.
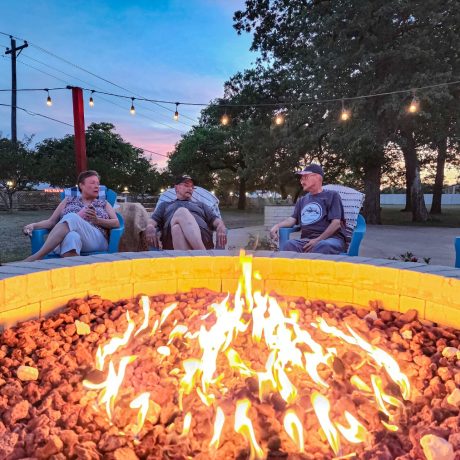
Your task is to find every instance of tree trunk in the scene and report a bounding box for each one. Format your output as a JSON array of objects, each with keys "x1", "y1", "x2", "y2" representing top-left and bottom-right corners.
[
  {"x1": 411, "y1": 166, "x2": 429, "y2": 222},
  {"x1": 237, "y1": 178, "x2": 246, "y2": 210},
  {"x1": 280, "y1": 184, "x2": 287, "y2": 199},
  {"x1": 400, "y1": 139, "x2": 417, "y2": 212},
  {"x1": 430, "y1": 138, "x2": 447, "y2": 215},
  {"x1": 362, "y1": 163, "x2": 382, "y2": 224}
]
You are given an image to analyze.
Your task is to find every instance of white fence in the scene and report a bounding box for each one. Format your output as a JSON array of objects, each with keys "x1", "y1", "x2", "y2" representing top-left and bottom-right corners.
[{"x1": 381, "y1": 194, "x2": 460, "y2": 205}]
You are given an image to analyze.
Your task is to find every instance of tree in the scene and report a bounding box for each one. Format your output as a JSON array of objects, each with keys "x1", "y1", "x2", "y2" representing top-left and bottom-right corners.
[
  {"x1": 234, "y1": 0, "x2": 460, "y2": 222},
  {"x1": 37, "y1": 123, "x2": 161, "y2": 193},
  {"x1": 0, "y1": 137, "x2": 40, "y2": 210}
]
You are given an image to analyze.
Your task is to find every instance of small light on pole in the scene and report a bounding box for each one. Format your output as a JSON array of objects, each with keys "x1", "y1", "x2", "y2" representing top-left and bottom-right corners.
[
  {"x1": 408, "y1": 91, "x2": 419, "y2": 114},
  {"x1": 46, "y1": 89, "x2": 52, "y2": 106},
  {"x1": 130, "y1": 98, "x2": 136, "y2": 115},
  {"x1": 174, "y1": 102, "x2": 179, "y2": 121},
  {"x1": 89, "y1": 90, "x2": 94, "y2": 107},
  {"x1": 340, "y1": 99, "x2": 350, "y2": 121}
]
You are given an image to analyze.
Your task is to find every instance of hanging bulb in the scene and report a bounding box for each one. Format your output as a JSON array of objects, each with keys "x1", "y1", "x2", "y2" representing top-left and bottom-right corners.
[
  {"x1": 174, "y1": 102, "x2": 179, "y2": 121},
  {"x1": 46, "y1": 90, "x2": 52, "y2": 107},
  {"x1": 130, "y1": 98, "x2": 136, "y2": 115},
  {"x1": 340, "y1": 99, "x2": 350, "y2": 121},
  {"x1": 221, "y1": 112, "x2": 229, "y2": 125},
  {"x1": 408, "y1": 92, "x2": 419, "y2": 113},
  {"x1": 89, "y1": 91, "x2": 94, "y2": 107},
  {"x1": 274, "y1": 113, "x2": 284, "y2": 125}
]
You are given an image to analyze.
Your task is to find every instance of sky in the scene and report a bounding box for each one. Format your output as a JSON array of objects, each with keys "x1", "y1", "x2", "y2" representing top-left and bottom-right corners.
[{"x1": 0, "y1": 0, "x2": 256, "y2": 168}]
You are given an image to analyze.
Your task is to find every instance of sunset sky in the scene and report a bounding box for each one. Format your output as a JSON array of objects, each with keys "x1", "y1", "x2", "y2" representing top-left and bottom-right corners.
[{"x1": 0, "y1": 0, "x2": 255, "y2": 168}]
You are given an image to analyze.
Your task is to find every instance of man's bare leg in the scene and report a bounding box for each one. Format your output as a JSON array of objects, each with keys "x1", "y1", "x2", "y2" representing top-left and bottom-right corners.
[
  {"x1": 170, "y1": 223, "x2": 191, "y2": 249},
  {"x1": 170, "y1": 207, "x2": 206, "y2": 250},
  {"x1": 24, "y1": 222, "x2": 70, "y2": 261}
]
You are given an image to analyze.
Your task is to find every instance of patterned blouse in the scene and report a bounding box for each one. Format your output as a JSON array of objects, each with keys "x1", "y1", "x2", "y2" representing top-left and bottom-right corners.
[{"x1": 61, "y1": 197, "x2": 110, "y2": 239}]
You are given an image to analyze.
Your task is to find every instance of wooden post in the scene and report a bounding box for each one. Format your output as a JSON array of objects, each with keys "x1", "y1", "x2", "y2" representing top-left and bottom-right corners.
[{"x1": 71, "y1": 87, "x2": 87, "y2": 174}]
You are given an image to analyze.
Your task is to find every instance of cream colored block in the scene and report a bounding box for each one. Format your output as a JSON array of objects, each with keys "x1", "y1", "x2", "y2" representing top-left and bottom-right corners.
[
  {"x1": 3, "y1": 275, "x2": 27, "y2": 311},
  {"x1": 328, "y1": 285, "x2": 354, "y2": 304},
  {"x1": 50, "y1": 267, "x2": 73, "y2": 295},
  {"x1": 132, "y1": 258, "x2": 177, "y2": 282},
  {"x1": 221, "y1": 278, "x2": 239, "y2": 294},
  {"x1": 25, "y1": 271, "x2": 52, "y2": 305},
  {"x1": 333, "y1": 262, "x2": 356, "y2": 286},
  {"x1": 307, "y1": 259, "x2": 337, "y2": 284},
  {"x1": 440, "y1": 277, "x2": 460, "y2": 310},
  {"x1": 40, "y1": 291, "x2": 88, "y2": 318},
  {"x1": 178, "y1": 278, "x2": 221, "y2": 292},
  {"x1": 352, "y1": 288, "x2": 399, "y2": 311},
  {"x1": 306, "y1": 282, "x2": 330, "y2": 300},
  {"x1": 109, "y1": 260, "x2": 133, "y2": 284},
  {"x1": 426, "y1": 301, "x2": 460, "y2": 329},
  {"x1": 264, "y1": 279, "x2": 309, "y2": 298},
  {"x1": 0, "y1": 303, "x2": 41, "y2": 329},
  {"x1": 133, "y1": 279, "x2": 177, "y2": 296},
  {"x1": 72, "y1": 264, "x2": 94, "y2": 290},
  {"x1": 0, "y1": 280, "x2": 4, "y2": 311},
  {"x1": 89, "y1": 283, "x2": 134, "y2": 302},
  {"x1": 398, "y1": 270, "x2": 422, "y2": 298},
  {"x1": 372, "y1": 266, "x2": 400, "y2": 294},
  {"x1": 399, "y1": 295, "x2": 425, "y2": 319},
  {"x1": 212, "y1": 257, "x2": 240, "y2": 280}
]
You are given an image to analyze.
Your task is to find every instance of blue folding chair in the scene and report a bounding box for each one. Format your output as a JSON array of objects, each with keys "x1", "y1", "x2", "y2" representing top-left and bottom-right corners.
[
  {"x1": 279, "y1": 213, "x2": 366, "y2": 256},
  {"x1": 455, "y1": 237, "x2": 460, "y2": 268},
  {"x1": 30, "y1": 187, "x2": 124, "y2": 257}
]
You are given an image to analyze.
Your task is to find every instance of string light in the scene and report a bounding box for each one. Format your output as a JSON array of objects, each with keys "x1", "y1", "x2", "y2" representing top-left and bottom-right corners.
[
  {"x1": 274, "y1": 112, "x2": 284, "y2": 125},
  {"x1": 221, "y1": 110, "x2": 229, "y2": 126},
  {"x1": 130, "y1": 97, "x2": 136, "y2": 115},
  {"x1": 45, "y1": 89, "x2": 52, "y2": 107},
  {"x1": 89, "y1": 90, "x2": 94, "y2": 107},
  {"x1": 408, "y1": 91, "x2": 419, "y2": 113},
  {"x1": 174, "y1": 102, "x2": 179, "y2": 121},
  {"x1": 340, "y1": 99, "x2": 350, "y2": 121}
]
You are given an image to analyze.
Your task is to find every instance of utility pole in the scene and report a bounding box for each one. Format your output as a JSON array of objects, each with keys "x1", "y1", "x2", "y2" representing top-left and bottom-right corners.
[
  {"x1": 5, "y1": 36, "x2": 28, "y2": 144},
  {"x1": 69, "y1": 86, "x2": 87, "y2": 174}
]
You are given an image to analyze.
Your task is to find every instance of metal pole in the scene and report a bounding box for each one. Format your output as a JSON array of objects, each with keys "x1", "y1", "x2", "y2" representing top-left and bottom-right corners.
[{"x1": 71, "y1": 86, "x2": 87, "y2": 174}]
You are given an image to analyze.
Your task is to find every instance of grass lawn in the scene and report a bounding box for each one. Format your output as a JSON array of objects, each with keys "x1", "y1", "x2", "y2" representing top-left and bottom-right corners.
[{"x1": 381, "y1": 205, "x2": 460, "y2": 227}]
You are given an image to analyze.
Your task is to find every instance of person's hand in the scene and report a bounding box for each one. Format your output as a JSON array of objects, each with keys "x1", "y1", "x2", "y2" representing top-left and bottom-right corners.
[
  {"x1": 216, "y1": 224, "x2": 227, "y2": 248},
  {"x1": 23, "y1": 223, "x2": 35, "y2": 236},
  {"x1": 145, "y1": 224, "x2": 160, "y2": 248},
  {"x1": 303, "y1": 237, "x2": 320, "y2": 252},
  {"x1": 269, "y1": 224, "x2": 280, "y2": 241},
  {"x1": 85, "y1": 206, "x2": 98, "y2": 224}
]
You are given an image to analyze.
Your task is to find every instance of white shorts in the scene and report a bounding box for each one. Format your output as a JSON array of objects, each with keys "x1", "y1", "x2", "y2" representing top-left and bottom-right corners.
[{"x1": 54, "y1": 213, "x2": 108, "y2": 255}]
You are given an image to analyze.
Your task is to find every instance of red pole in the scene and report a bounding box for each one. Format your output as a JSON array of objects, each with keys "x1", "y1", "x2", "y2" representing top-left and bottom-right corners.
[{"x1": 71, "y1": 87, "x2": 87, "y2": 174}]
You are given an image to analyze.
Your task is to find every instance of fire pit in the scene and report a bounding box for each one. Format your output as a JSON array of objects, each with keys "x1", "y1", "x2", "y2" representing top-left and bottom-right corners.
[{"x1": 1, "y1": 251, "x2": 459, "y2": 459}]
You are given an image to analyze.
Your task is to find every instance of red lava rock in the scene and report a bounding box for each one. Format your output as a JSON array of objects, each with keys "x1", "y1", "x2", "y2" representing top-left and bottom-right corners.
[
  {"x1": 113, "y1": 447, "x2": 139, "y2": 460},
  {"x1": 35, "y1": 434, "x2": 63, "y2": 459},
  {"x1": 400, "y1": 309, "x2": 418, "y2": 323},
  {"x1": 5, "y1": 400, "x2": 30, "y2": 425},
  {"x1": 0, "y1": 431, "x2": 19, "y2": 459}
]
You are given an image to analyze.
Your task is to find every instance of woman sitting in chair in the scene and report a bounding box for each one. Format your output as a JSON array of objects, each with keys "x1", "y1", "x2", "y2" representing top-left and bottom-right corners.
[{"x1": 23, "y1": 170, "x2": 120, "y2": 261}]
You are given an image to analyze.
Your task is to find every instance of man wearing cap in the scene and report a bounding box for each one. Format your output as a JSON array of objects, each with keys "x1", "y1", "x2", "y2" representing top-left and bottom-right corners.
[
  {"x1": 269, "y1": 164, "x2": 347, "y2": 254},
  {"x1": 145, "y1": 175, "x2": 227, "y2": 250}
]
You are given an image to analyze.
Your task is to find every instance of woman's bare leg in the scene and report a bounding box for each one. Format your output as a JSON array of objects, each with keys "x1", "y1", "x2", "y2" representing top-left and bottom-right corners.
[{"x1": 24, "y1": 222, "x2": 70, "y2": 261}]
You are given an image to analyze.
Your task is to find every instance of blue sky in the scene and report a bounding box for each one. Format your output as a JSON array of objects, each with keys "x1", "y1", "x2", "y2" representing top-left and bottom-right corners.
[{"x1": 0, "y1": 0, "x2": 256, "y2": 167}]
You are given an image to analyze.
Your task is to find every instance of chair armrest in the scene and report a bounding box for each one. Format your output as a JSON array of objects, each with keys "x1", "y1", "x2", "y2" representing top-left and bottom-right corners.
[
  {"x1": 279, "y1": 225, "x2": 301, "y2": 248},
  {"x1": 30, "y1": 229, "x2": 50, "y2": 254},
  {"x1": 455, "y1": 236, "x2": 460, "y2": 268},
  {"x1": 108, "y1": 213, "x2": 125, "y2": 253},
  {"x1": 347, "y1": 214, "x2": 366, "y2": 256}
]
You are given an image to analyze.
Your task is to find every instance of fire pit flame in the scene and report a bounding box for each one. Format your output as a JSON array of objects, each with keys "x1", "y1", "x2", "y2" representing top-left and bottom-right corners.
[{"x1": 82, "y1": 250, "x2": 412, "y2": 456}]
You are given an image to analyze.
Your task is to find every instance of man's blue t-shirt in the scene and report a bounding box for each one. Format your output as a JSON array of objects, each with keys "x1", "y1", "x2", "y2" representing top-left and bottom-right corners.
[{"x1": 291, "y1": 190, "x2": 346, "y2": 241}]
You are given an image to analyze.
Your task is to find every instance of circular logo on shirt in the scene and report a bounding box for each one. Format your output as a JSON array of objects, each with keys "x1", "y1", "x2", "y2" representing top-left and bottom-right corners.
[{"x1": 300, "y1": 202, "x2": 323, "y2": 225}]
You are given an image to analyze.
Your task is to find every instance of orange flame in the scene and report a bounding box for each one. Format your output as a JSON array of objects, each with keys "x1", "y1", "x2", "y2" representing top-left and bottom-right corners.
[
  {"x1": 234, "y1": 399, "x2": 264, "y2": 460},
  {"x1": 336, "y1": 411, "x2": 368, "y2": 444},
  {"x1": 311, "y1": 391, "x2": 341, "y2": 455},
  {"x1": 95, "y1": 311, "x2": 135, "y2": 371},
  {"x1": 209, "y1": 406, "x2": 225, "y2": 450},
  {"x1": 283, "y1": 409, "x2": 305, "y2": 452},
  {"x1": 129, "y1": 391, "x2": 150, "y2": 435},
  {"x1": 134, "y1": 296, "x2": 150, "y2": 337}
]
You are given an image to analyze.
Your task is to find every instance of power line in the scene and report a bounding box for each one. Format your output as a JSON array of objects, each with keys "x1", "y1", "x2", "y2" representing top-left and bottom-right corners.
[
  {"x1": 0, "y1": 102, "x2": 169, "y2": 158},
  {"x1": 0, "y1": 102, "x2": 73, "y2": 127},
  {"x1": 0, "y1": 31, "x2": 198, "y2": 123}
]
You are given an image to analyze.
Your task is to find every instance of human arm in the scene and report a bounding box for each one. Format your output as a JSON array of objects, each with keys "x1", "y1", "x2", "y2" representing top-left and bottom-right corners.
[
  {"x1": 212, "y1": 217, "x2": 227, "y2": 248},
  {"x1": 302, "y1": 219, "x2": 342, "y2": 251},
  {"x1": 269, "y1": 217, "x2": 297, "y2": 241},
  {"x1": 23, "y1": 199, "x2": 67, "y2": 235},
  {"x1": 145, "y1": 218, "x2": 161, "y2": 248},
  {"x1": 86, "y1": 202, "x2": 120, "y2": 229}
]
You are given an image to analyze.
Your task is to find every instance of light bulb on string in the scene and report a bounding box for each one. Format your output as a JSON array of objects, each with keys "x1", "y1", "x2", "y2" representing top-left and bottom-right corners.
[
  {"x1": 89, "y1": 91, "x2": 94, "y2": 107},
  {"x1": 45, "y1": 89, "x2": 52, "y2": 107},
  {"x1": 174, "y1": 102, "x2": 179, "y2": 121},
  {"x1": 274, "y1": 113, "x2": 284, "y2": 126},
  {"x1": 221, "y1": 109, "x2": 229, "y2": 126},
  {"x1": 340, "y1": 99, "x2": 350, "y2": 121},
  {"x1": 130, "y1": 98, "x2": 136, "y2": 115},
  {"x1": 408, "y1": 91, "x2": 419, "y2": 114}
]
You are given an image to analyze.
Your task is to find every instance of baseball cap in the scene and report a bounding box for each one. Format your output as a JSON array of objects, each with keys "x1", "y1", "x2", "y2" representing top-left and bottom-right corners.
[
  {"x1": 296, "y1": 164, "x2": 324, "y2": 177},
  {"x1": 174, "y1": 174, "x2": 195, "y2": 185}
]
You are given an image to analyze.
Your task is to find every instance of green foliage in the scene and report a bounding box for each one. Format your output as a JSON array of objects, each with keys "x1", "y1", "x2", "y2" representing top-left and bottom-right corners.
[
  {"x1": 37, "y1": 122, "x2": 161, "y2": 194},
  {"x1": 388, "y1": 252, "x2": 431, "y2": 264},
  {"x1": 0, "y1": 137, "x2": 40, "y2": 209}
]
